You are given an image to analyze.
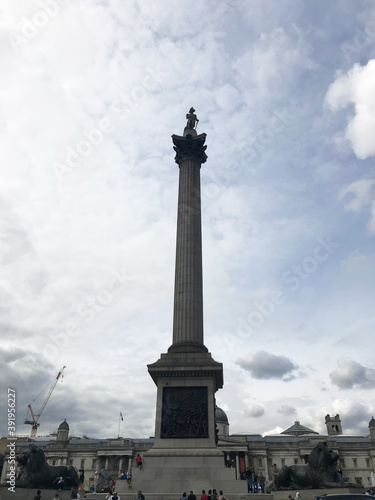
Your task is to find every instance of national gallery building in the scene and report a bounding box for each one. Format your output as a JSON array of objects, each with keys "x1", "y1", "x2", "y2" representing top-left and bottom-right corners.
[{"x1": 1, "y1": 412, "x2": 375, "y2": 490}]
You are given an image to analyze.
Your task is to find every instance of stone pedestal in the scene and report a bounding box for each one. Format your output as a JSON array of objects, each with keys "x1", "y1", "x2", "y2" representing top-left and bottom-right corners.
[{"x1": 148, "y1": 351, "x2": 223, "y2": 450}]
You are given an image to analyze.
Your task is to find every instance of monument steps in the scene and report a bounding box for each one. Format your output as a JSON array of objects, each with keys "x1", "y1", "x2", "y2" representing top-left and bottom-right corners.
[{"x1": 2, "y1": 489, "x2": 364, "y2": 500}]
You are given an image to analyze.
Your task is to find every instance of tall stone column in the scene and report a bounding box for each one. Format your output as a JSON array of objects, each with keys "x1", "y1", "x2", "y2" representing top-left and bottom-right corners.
[
  {"x1": 169, "y1": 131, "x2": 208, "y2": 353},
  {"x1": 147, "y1": 110, "x2": 223, "y2": 451},
  {"x1": 140, "y1": 112, "x2": 243, "y2": 494}
]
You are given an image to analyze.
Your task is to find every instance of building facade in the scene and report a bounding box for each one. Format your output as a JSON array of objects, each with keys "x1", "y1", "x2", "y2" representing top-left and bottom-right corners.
[{"x1": 2, "y1": 413, "x2": 375, "y2": 490}]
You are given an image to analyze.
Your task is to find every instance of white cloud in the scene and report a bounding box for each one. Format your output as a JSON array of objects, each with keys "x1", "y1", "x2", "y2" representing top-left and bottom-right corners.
[
  {"x1": 262, "y1": 426, "x2": 284, "y2": 437},
  {"x1": 329, "y1": 358, "x2": 375, "y2": 389},
  {"x1": 277, "y1": 404, "x2": 297, "y2": 416},
  {"x1": 325, "y1": 60, "x2": 375, "y2": 159},
  {"x1": 246, "y1": 404, "x2": 265, "y2": 418},
  {"x1": 339, "y1": 178, "x2": 375, "y2": 234},
  {"x1": 236, "y1": 351, "x2": 298, "y2": 381}
]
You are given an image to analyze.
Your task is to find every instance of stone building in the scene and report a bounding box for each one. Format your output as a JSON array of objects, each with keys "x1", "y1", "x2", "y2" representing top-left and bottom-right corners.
[{"x1": 2, "y1": 413, "x2": 375, "y2": 490}]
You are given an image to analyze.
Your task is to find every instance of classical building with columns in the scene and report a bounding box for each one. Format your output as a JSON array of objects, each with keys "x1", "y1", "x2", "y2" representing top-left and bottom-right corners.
[{"x1": 1, "y1": 414, "x2": 375, "y2": 490}]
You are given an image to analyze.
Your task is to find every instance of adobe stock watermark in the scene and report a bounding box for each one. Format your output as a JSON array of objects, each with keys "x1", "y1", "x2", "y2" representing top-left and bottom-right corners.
[
  {"x1": 223, "y1": 235, "x2": 339, "y2": 350},
  {"x1": 8, "y1": 0, "x2": 61, "y2": 51},
  {"x1": 52, "y1": 65, "x2": 166, "y2": 182},
  {"x1": 41, "y1": 268, "x2": 131, "y2": 363},
  {"x1": 340, "y1": 10, "x2": 375, "y2": 62}
]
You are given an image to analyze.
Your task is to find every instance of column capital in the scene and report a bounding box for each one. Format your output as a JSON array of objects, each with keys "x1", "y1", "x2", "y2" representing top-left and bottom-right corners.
[{"x1": 172, "y1": 133, "x2": 207, "y2": 165}]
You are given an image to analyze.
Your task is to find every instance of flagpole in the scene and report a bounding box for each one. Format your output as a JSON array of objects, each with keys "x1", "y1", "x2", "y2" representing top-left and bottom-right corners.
[{"x1": 118, "y1": 412, "x2": 121, "y2": 438}]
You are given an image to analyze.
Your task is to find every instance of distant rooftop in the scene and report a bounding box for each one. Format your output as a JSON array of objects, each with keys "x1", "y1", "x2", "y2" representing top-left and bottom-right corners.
[{"x1": 281, "y1": 421, "x2": 319, "y2": 436}]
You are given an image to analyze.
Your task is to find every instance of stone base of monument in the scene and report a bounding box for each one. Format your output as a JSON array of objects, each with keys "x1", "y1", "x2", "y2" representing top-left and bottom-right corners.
[{"x1": 114, "y1": 451, "x2": 247, "y2": 496}]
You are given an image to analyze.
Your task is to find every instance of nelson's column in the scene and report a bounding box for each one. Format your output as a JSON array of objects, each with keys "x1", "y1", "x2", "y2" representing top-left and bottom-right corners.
[{"x1": 141, "y1": 110, "x2": 243, "y2": 494}]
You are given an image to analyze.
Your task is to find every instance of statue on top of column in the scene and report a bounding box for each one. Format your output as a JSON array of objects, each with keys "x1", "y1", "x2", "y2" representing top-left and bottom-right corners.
[{"x1": 186, "y1": 107, "x2": 199, "y2": 130}]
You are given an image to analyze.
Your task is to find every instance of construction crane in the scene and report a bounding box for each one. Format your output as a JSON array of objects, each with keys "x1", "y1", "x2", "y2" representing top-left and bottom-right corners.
[{"x1": 24, "y1": 366, "x2": 66, "y2": 437}]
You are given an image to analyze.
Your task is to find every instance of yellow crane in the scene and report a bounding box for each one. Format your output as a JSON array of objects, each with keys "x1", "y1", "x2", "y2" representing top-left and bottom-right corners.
[{"x1": 24, "y1": 366, "x2": 66, "y2": 437}]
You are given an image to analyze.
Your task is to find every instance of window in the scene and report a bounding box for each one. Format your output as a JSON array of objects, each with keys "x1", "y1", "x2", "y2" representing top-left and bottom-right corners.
[
  {"x1": 69, "y1": 459, "x2": 73, "y2": 466},
  {"x1": 258, "y1": 459, "x2": 262, "y2": 467},
  {"x1": 80, "y1": 459, "x2": 85, "y2": 468},
  {"x1": 353, "y1": 458, "x2": 358, "y2": 468},
  {"x1": 281, "y1": 458, "x2": 285, "y2": 466},
  {"x1": 294, "y1": 459, "x2": 298, "y2": 465},
  {"x1": 354, "y1": 477, "x2": 362, "y2": 485},
  {"x1": 92, "y1": 459, "x2": 97, "y2": 469},
  {"x1": 340, "y1": 459, "x2": 346, "y2": 468},
  {"x1": 365, "y1": 458, "x2": 370, "y2": 468},
  {"x1": 52, "y1": 460, "x2": 56, "y2": 466}
]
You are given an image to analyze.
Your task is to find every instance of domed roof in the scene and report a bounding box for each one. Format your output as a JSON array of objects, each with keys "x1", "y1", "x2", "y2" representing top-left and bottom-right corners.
[
  {"x1": 215, "y1": 407, "x2": 229, "y2": 425},
  {"x1": 58, "y1": 419, "x2": 69, "y2": 430},
  {"x1": 281, "y1": 420, "x2": 318, "y2": 436},
  {"x1": 369, "y1": 416, "x2": 375, "y2": 428}
]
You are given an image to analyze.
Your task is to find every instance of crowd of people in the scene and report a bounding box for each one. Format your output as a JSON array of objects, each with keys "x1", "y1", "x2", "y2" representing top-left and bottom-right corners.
[
  {"x1": 180, "y1": 489, "x2": 228, "y2": 500},
  {"x1": 243, "y1": 468, "x2": 266, "y2": 493}
]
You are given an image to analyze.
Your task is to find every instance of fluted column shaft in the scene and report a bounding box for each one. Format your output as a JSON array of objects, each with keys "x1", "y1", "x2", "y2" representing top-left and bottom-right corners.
[{"x1": 169, "y1": 133, "x2": 208, "y2": 353}]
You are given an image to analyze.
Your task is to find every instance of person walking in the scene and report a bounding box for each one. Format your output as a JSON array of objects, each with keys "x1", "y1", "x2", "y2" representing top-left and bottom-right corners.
[
  {"x1": 136, "y1": 454, "x2": 144, "y2": 469},
  {"x1": 34, "y1": 491, "x2": 42, "y2": 500}
]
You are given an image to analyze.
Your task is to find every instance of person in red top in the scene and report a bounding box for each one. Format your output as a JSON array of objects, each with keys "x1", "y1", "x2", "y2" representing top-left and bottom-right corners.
[
  {"x1": 135, "y1": 454, "x2": 144, "y2": 469},
  {"x1": 201, "y1": 490, "x2": 208, "y2": 500}
]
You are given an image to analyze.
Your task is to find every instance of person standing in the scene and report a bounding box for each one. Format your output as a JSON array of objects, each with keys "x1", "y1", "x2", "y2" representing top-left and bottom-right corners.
[
  {"x1": 127, "y1": 468, "x2": 133, "y2": 488},
  {"x1": 34, "y1": 491, "x2": 42, "y2": 500},
  {"x1": 137, "y1": 490, "x2": 145, "y2": 500},
  {"x1": 188, "y1": 491, "x2": 197, "y2": 500},
  {"x1": 218, "y1": 490, "x2": 227, "y2": 500},
  {"x1": 337, "y1": 464, "x2": 343, "y2": 484},
  {"x1": 56, "y1": 476, "x2": 65, "y2": 490},
  {"x1": 253, "y1": 472, "x2": 259, "y2": 493},
  {"x1": 94, "y1": 471, "x2": 99, "y2": 492},
  {"x1": 272, "y1": 464, "x2": 279, "y2": 481},
  {"x1": 258, "y1": 473, "x2": 266, "y2": 493},
  {"x1": 201, "y1": 490, "x2": 208, "y2": 500},
  {"x1": 246, "y1": 467, "x2": 253, "y2": 493}
]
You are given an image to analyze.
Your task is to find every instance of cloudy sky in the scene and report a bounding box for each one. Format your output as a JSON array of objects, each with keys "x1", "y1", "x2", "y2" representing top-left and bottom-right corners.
[{"x1": 1, "y1": 0, "x2": 375, "y2": 440}]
